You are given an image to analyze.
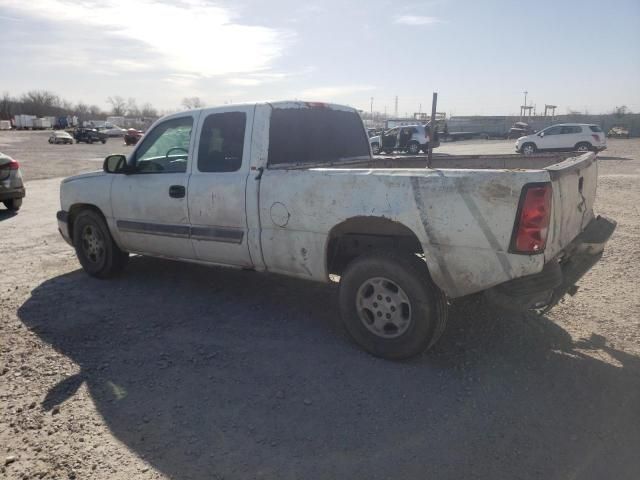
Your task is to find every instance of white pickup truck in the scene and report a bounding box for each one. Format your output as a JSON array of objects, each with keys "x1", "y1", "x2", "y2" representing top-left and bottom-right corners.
[{"x1": 57, "y1": 101, "x2": 615, "y2": 359}]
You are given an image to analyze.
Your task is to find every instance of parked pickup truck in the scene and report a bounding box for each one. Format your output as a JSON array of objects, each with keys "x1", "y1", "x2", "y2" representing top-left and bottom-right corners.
[{"x1": 57, "y1": 101, "x2": 616, "y2": 359}]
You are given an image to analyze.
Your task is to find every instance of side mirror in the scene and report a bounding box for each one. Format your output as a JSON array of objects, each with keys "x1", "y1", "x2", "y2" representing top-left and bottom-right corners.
[{"x1": 103, "y1": 154, "x2": 127, "y2": 174}]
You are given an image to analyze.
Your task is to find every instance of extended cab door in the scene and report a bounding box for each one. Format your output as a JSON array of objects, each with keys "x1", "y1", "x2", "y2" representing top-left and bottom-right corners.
[
  {"x1": 187, "y1": 105, "x2": 254, "y2": 266},
  {"x1": 111, "y1": 113, "x2": 198, "y2": 259}
]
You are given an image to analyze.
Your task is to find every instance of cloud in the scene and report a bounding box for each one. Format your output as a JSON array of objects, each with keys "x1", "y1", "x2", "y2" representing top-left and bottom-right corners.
[
  {"x1": 1, "y1": 0, "x2": 289, "y2": 76},
  {"x1": 299, "y1": 85, "x2": 376, "y2": 100},
  {"x1": 394, "y1": 15, "x2": 443, "y2": 26}
]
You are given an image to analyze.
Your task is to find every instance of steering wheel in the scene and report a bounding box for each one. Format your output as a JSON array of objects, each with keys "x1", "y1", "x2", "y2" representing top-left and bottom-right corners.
[{"x1": 166, "y1": 147, "x2": 189, "y2": 159}]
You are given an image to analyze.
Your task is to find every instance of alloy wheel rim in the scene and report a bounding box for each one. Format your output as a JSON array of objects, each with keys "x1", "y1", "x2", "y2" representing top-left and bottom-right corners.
[
  {"x1": 356, "y1": 277, "x2": 412, "y2": 338},
  {"x1": 81, "y1": 225, "x2": 105, "y2": 264}
]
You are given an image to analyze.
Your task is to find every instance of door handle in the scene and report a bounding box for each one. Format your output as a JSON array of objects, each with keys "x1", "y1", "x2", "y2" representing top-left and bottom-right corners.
[{"x1": 169, "y1": 185, "x2": 185, "y2": 198}]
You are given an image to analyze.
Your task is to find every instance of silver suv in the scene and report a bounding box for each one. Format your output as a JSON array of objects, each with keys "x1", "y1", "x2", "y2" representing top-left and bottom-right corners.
[{"x1": 516, "y1": 123, "x2": 607, "y2": 155}]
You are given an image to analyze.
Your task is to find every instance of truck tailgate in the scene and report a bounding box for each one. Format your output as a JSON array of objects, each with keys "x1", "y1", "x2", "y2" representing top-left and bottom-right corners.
[{"x1": 544, "y1": 152, "x2": 598, "y2": 261}]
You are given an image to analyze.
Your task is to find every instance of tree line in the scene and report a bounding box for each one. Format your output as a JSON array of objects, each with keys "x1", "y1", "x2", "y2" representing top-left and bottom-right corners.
[{"x1": 0, "y1": 90, "x2": 207, "y2": 121}]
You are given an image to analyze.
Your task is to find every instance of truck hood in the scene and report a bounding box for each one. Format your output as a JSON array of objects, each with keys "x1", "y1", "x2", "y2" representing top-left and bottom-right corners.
[{"x1": 61, "y1": 170, "x2": 105, "y2": 184}]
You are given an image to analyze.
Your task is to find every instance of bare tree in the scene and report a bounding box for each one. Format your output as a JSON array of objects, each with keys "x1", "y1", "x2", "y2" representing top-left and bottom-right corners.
[
  {"x1": 126, "y1": 98, "x2": 140, "y2": 117},
  {"x1": 140, "y1": 102, "x2": 157, "y2": 118},
  {"x1": 613, "y1": 105, "x2": 631, "y2": 117},
  {"x1": 89, "y1": 105, "x2": 104, "y2": 118},
  {"x1": 107, "y1": 96, "x2": 127, "y2": 116},
  {"x1": 20, "y1": 90, "x2": 60, "y2": 116},
  {"x1": 181, "y1": 97, "x2": 204, "y2": 110},
  {"x1": 75, "y1": 102, "x2": 90, "y2": 116},
  {"x1": 0, "y1": 92, "x2": 14, "y2": 120}
]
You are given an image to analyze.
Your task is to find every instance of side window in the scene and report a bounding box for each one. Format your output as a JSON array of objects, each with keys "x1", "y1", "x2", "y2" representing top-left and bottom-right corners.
[
  {"x1": 197, "y1": 112, "x2": 246, "y2": 172},
  {"x1": 134, "y1": 117, "x2": 193, "y2": 173},
  {"x1": 544, "y1": 126, "x2": 562, "y2": 136},
  {"x1": 562, "y1": 126, "x2": 582, "y2": 134}
]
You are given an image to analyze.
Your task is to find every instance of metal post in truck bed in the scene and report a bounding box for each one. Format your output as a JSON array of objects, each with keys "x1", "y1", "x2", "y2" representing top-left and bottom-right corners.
[{"x1": 427, "y1": 92, "x2": 438, "y2": 168}]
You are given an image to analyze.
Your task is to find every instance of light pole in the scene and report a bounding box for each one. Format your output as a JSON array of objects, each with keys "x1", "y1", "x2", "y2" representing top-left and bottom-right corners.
[{"x1": 370, "y1": 97, "x2": 374, "y2": 119}]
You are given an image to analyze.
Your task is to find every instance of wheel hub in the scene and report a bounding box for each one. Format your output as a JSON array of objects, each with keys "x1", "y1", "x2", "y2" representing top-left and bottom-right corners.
[
  {"x1": 356, "y1": 277, "x2": 412, "y2": 338},
  {"x1": 82, "y1": 225, "x2": 104, "y2": 263}
]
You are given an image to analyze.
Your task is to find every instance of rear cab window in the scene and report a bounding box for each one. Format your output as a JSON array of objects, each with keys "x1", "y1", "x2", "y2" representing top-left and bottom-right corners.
[{"x1": 268, "y1": 105, "x2": 370, "y2": 167}]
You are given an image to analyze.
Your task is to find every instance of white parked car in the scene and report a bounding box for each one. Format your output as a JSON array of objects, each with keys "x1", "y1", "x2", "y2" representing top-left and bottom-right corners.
[
  {"x1": 48, "y1": 131, "x2": 74, "y2": 144},
  {"x1": 57, "y1": 101, "x2": 615, "y2": 359},
  {"x1": 516, "y1": 124, "x2": 607, "y2": 155}
]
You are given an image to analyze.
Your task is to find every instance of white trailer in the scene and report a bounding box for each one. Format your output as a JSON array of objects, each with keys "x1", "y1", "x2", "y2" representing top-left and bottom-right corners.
[
  {"x1": 0, "y1": 120, "x2": 11, "y2": 130},
  {"x1": 33, "y1": 118, "x2": 52, "y2": 130},
  {"x1": 14, "y1": 114, "x2": 36, "y2": 129}
]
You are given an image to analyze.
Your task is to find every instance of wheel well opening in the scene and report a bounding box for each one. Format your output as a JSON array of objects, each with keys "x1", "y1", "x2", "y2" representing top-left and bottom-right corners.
[{"x1": 326, "y1": 217, "x2": 424, "y2": 276}]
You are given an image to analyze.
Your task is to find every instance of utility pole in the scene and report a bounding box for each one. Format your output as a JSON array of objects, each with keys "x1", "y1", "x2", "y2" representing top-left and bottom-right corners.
[
  {"x1": 394, "y1": 96, "x2": 398, "y2": 117},
  {"x1": 427, "y1": 92, "x2": 437, "y2": 169},
  {"x1": 370, "y1": 97, "x2": 373, "y2": 119}
]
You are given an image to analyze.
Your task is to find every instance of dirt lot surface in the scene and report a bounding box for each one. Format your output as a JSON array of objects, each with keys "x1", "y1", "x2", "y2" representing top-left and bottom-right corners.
[{"x1": 1, "y1": 131, "x2": 639, "y2": 479}]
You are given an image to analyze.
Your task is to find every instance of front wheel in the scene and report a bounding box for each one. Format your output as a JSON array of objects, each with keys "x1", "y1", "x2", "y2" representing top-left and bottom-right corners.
[
  {"x1": 339, "y1": 251, "x2": 448, "y2": 359},
  {"x1": 521, "y1": 143, "x2": 536, "y2": 155},
  {"x1": 407, "y1": 141, "x2": 421, "y2": 155},
  {"x1": 73, "y1": 210, "x2": 128, "y2": 278},
  {"x1": 101, "y1": 139, "x2": 106, "y2": 144}
]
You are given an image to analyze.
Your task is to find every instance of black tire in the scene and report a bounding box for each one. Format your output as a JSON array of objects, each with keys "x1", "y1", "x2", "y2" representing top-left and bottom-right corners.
[
  {"x1": 87, "y1": 138, "x2": 93, "y2": 144},
  {"x1": 575, "y1": 142, "x2": 591, "y2": 152},
  {"x1": 101, "y1": 139, "x2": 106, "y2": 144},
  {"x1": 3, "y1": 198, "x2": 22, "y2": 211},
  {"x1": 72, "y1": 209, "x2": 128, "y2": 278},
  {"x1": 371, "y1": 142, "x2": 381, "y2": 155},
  {"x1": 339, "y1": 251, "x2": 448, "y2": 359},
  {"x1": 521, "y1": 142, "x2": 536, "y2": 155},
  {"x1": 407, "y1": 141, "x2": 421, "y2": 155}
]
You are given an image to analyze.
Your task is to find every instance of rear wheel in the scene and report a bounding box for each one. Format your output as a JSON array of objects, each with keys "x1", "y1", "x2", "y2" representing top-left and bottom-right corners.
[
  {"x1": 101, "y1": 139, "x2": 106, "y2": 144},
  {"x1": 339, "y1": 251, "x2": 448, "y2": 359},
  {"x1": 72, "y1": 210, "x2": 128, "y2": 278},
  {"x1": 3, "y1": 198, "x2": 22, "y2": 211},
  {"x1": 575, "y1": 142, "x2": 591, "y2": 152},
  {"x1": 521, "y1": 142, "x2": 536, "y2": 155}
]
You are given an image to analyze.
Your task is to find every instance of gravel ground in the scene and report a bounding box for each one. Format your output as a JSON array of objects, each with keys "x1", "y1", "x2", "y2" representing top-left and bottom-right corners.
[{"x1": 1, "y1": 131, "x2": 639, "y2": 479}]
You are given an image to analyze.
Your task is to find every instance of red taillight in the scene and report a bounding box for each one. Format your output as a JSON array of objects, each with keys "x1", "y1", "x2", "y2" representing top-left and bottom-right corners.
[
  {"x1": 0, "y1": 159, "x2": 19, "y2": 170},
  {"x1": 512, "y1": 183, "x2": 552, "y2": 254},
  {"x1": 591, "y1": 134, "x2": 600, "y2": 142}
]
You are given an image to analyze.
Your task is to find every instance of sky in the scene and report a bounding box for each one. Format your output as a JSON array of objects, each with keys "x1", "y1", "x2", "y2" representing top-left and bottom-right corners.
[{"x1": 0, "y1": 0, "x2": 639, "y2": 116}]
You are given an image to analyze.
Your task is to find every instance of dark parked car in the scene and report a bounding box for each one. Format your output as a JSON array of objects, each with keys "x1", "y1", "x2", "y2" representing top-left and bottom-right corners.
[
  {"x1": 0, "y1": 152, "x2": 25, "y2": 211},
  {"x1": 73, "y1": 127, "x2": 107, "y2": 144},
  {"x1": 507, "y1": 121, "x2": 534, "y2": 139}
]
